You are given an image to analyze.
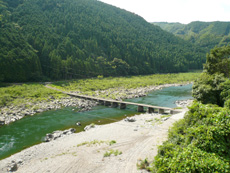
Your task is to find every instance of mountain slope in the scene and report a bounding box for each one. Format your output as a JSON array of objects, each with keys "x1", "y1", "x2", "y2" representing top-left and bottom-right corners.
[
  {"x1": 153, "y1": 21, "x2": 230, "y2": 51},
  {"x1": 0, "y1": 0, "x2": 206, "y2": 82}
]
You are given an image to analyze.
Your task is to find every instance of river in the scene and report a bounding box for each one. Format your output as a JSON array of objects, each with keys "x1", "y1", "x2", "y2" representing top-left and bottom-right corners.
[{"x1": 0, "y1": 84, "x2": 192, "y2": 160}]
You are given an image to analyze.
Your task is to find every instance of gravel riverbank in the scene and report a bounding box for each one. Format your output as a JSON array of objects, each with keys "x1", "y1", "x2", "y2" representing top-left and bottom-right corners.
[{"x1": 0, "y1": 110, "x2": 188, "y2": 173}]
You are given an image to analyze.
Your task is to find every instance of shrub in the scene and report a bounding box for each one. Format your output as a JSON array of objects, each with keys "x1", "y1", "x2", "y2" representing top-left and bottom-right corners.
[
  {"x1": 224, "y1": 99, "x2": 230, "y2": 109},
  {"x1": 153, "y1": 102, "x2": 230, "y2": 172},
  {"x1": 192, "y1": 73, "x2": 225, "y2": 106},
  {"x1": 137, "y1": 158, "x2": 152, "y2": 171},
  {"x1": 103, "y1": 149, "x2": 122, "y2": 157}
]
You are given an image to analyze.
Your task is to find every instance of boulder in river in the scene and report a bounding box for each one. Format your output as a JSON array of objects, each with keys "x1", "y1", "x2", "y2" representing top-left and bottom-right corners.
[{"x1": 76, "y1": 122, "x2": 81, "y2": 126}]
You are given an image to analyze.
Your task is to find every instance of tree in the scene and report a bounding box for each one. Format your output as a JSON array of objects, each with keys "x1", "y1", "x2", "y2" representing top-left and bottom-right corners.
[
  {"x1": 0, "y1": 0, "x2": 206, "y2": 82},
  {"x1": 192, "y1": 73, "x2": 225, "y2": 106},
  {"x1": 111, "y1": 58, "x2": 130, "y2": 76},
  {"x1": 204, "y1": 45, "x2": 230, "y2": 77}
]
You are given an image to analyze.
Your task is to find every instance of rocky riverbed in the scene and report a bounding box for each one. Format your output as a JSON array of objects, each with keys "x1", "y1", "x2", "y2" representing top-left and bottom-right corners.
[
  {"x1": 0, "y1": 97, "x2": 97, "y2": 125},
  {"x1": 0, "y1": 83, "x2": 191, "y2": 126},
  {"x1": 72, "y1": 83, "x2": 189, "y2": 100}
]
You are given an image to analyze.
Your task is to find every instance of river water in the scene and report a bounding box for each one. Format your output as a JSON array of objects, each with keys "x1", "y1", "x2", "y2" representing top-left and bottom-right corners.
[{"x1": 0, "y1": 84, "x2": 192, "y2": 160}]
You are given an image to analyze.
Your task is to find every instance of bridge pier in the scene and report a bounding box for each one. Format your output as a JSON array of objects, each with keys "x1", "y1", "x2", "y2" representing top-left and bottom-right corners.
[
  {"x1": 158, "y1": 109, "x2": 164, "y2": 114},
  {"x1": 120, "y1": 103, "x2": 126, "y2": 109},
  {"x1": 104, "y1": 101, "x2": 111, "y2": 106},
  {"x1": 98, "y1": 100, "x2": 104, "y2": 105},
  {"x1": 111, "y1": 102, "x2": 119, "y2": 108},
  {"x1": 148, "y1": 107, "x2": 155, "y2": 113},
  {"x1": 137, "y1": 106, "x2": 144, "y2": 112},
  {"x1": 170, "y1": 110, "x2": 179, "y2": 114}
]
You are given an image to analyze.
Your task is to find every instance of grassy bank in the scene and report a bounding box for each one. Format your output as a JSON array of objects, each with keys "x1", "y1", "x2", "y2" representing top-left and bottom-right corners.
[
  {"x1": 0, "y1": 73, "x2": 200, "y2": 108},
  {"x1": 50, "y1": 73, "x2": 200, "y2": 100},
  {"x1": 0, "y1": 84, "x2": 64, "y2": 108},
  {"x1": 51, "y1": 72, "x2": 200, "y2": 92}
]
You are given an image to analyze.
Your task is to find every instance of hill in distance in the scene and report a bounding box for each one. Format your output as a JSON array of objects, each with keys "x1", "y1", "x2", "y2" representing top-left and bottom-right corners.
[
  {"x1": 0, "y1": 0, "x2": 206, "y2": 82},
  {"x1": 153, "y1": 21, "x2": 230, "y2": 51}
]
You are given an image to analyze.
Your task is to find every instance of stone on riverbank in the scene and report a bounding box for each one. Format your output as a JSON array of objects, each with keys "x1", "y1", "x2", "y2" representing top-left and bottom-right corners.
[
  {"x1": 84, "y1": 124, "x2": 97, "y2": 131},
  {"x1": 5, "y1": 159, "x2": 23, "y2": 172},
  {"x1": 124, "y1": 117, "x2": 136, "y2": 122},
  {"x1": 44, "y1": 128, "x2": 76, "y2": 142},
  {"x1": 175, "y1": 99, "x2": 193, "y2": 108},
  {"x1": 0, "y1": 117, "x2": 5, "y2": 126}
]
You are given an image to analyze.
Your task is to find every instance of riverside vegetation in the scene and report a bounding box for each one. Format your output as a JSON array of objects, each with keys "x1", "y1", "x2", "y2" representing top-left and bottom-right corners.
[
  {"x1": 0, "y1": 72, "x2": 199, "y2": 125},
  {"x1": 145, "y1": 45, "x2": 230, "y2": 172},
  {"x1": 50, "y1": 72, "x2": 200, "y2": 99}
]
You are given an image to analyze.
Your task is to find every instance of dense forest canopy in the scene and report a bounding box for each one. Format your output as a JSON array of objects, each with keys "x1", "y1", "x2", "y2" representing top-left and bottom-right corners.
[
  {"x1": 0, "y1": 0, "x2": 206, "y2": 82},
  {"x1": 153, "y1": 21, "x2": 230, "y2": 51}
]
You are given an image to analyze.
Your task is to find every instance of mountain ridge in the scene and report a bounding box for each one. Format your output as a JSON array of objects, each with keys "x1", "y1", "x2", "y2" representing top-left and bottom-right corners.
[
  {"x1": 0, "y1": 0, "x2": 206, "y2": 82},
  {"x1": 153, "y1": 21, "x2": 230, "y2": 50}
]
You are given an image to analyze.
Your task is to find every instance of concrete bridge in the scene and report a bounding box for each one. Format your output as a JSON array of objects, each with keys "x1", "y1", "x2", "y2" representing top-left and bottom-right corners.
[{"x1": 46, "y1": 86, "x2": 180, "y2": 114}]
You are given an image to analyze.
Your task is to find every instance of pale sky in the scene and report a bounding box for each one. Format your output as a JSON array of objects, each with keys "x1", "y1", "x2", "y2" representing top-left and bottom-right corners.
[{"x1": 99, "y1": 0, "x2": 230, "y2": 24}]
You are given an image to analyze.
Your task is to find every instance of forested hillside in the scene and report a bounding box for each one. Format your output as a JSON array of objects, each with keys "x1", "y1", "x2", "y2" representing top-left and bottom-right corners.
[
  {"x1": 0, "y1": 0, "x2": 205, "y2": 82},
  {"x1": 153, "y1": 21, "x2": 230, "y2": 51}
]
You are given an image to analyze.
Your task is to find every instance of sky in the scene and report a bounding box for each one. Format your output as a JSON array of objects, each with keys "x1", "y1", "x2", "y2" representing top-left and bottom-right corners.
[{"x1": 99, "y1": 0, "x2": 230, "y2": 24}]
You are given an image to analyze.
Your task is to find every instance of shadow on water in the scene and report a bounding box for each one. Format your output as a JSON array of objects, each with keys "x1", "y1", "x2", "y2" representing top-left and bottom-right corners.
[{"x1": 0, "y1": 84, "x2": 193, "y2": 160}]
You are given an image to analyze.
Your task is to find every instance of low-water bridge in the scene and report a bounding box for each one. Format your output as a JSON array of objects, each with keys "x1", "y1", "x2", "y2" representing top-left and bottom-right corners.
[{"x1": 46, "y1": 86, "x2": 180, "y2": 114}]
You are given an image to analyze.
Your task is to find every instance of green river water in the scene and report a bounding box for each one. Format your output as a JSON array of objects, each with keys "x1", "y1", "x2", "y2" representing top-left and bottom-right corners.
[{"x1": 0, "y1": 84, "x2": 193, "y2": 160}]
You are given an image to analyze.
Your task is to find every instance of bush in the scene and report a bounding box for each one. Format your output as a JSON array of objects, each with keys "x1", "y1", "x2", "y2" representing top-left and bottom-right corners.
[
  {"x1": 153, "y1": 101, "x2": 230, "y2": 172},
  {"x1": 153, "y1": 46, "x2": 230, "y2": 172},
  {"x1": 155, "y1": 144, "x2": 230, "y2": 173},
  {"x1": 137, "y1": 158, "x2": 152, "y2": 171},
  {"x1": 192, "y1": 73, "x2": 225, "y2": 106},
  {"x1": 224, "y1": 99, "x2": 230, "y2": 109},
  {"x1": 103, "y1": 149, "x2": 122, "y2": 157}
]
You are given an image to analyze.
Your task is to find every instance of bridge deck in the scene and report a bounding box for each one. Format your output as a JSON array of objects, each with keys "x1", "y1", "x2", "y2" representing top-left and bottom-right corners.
[{"x1": 64, "y1": 92, "x2": 172, "y2": 110}]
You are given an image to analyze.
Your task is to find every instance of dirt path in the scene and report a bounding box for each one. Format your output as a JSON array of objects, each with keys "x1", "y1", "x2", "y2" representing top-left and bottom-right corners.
[{"x1": 0, "y1": 110, "x2": 187, "y2": 173}]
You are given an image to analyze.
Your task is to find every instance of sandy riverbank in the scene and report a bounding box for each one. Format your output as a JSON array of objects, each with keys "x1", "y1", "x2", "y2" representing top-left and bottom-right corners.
[{"x1": 0, "y1": 109, "x2": 188, "y2": 173}]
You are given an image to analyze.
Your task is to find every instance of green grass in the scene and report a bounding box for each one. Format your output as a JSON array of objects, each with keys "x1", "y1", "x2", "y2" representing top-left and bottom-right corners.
[
  {"x1": 109, "y1": 140, "x2": 117, "y2": 146},
  {"x1": 77, "y1": 140, "x2": 117, "y2": 147},
  {"x1": 137, "y1": 158, "x2": 152, "y2": 171},
  {"x1": 103, "y1": 149, "x2": 122, "y2": 157},
  {"x1": 0, "y1": 84, "x2": 64, "y2": 107},
  {"x1": 160, "y1": 114, "x2": 171, "y2": 119},
  {"x1": 145, "y1": 119, "x2": 154, "y2": 122},
  {"x1": 50, "y1": 72, "x2": 200, "y2": 97},
  {"x1": 174, "y1": 107, "x2": 183, "y2": 109}
]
